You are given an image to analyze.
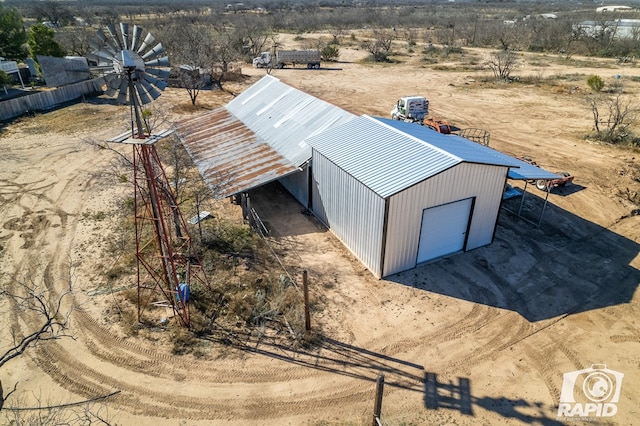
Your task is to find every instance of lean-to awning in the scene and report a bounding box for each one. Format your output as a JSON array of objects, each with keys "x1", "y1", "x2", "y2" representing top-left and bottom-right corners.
[
  {"x1": 175, "y1": 108, "x2": 299, "y2": 199},
  {"x1": 505, "y1": 160, "x2": 562, "y2": 227}
]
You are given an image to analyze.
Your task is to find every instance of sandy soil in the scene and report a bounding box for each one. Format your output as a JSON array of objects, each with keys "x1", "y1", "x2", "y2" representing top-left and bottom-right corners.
[{"x1": 1, "y1": 36, "x2": 639, "y2": 425}]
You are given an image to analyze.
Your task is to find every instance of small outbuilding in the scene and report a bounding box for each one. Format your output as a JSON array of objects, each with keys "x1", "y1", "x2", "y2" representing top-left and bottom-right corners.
[{"x1": 306, "y1": 116, "x2": 523, "y2": 278}]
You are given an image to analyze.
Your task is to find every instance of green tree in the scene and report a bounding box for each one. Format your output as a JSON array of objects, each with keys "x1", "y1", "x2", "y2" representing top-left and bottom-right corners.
[
  {"x1": 0, "y1": 70, "x2": 12, "y2": 95},
  {"x1": 321, "y1": 44, "x2": 340, "y2": 62},
  {"x1": 587, "y1": 75, "x2": 605, "y2": 92},
  {"x1": 0, "y1": 5, "x2": 28, "y2": 61},
  {"x1": 27, "y1": 23, "x2": 66, "y2": 60}
]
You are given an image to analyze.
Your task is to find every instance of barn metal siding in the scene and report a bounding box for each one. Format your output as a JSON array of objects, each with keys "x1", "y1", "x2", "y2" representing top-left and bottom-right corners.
[
  {"x1": 311, "y1": 150, "x2": 386, "y2": 277},
  {"x1": 279, "y1": 164, "x2": 309, "y2": 207},
  {"x1": 383, "y1": 163, "x2": 509, "y2": 276}
]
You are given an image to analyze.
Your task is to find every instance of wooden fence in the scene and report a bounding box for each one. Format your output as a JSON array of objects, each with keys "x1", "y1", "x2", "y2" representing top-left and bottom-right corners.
[{"x1": 0, "y1": 78, "x2": 105, "y2": 122}]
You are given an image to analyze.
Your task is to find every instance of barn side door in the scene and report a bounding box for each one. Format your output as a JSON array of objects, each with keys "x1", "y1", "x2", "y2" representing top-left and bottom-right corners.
[{"x1": 416, "y1": 198, "x2": 473, "y2": 264}]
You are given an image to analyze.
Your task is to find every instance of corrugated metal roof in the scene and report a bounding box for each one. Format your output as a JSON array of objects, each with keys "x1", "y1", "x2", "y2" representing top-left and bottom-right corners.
[
  {"x1": 175, "y1": 108, "x2": 299, "y2": 199},
  {"x1": 382, "y1": 118, "x2": 559, "y2": 181},
  {"x1": 388, "y1": 117, "x2": 560, "y2": 179},
  {"x1": 306, "y1": 116, "x2": 521, "y2": 198},
  {"x1": 374, "y1": 117, "x2": 523, "y2": 168},
  {"x1": 306, "y1": 116, "x2": 560, "y2": 197},
  {"x1": 227, "y1": 75, "x2": 357, "y2": 167},
  {"x1": 175, "y1": 75, "x2": 557, "y2": 199},
  {"x1": 508, "y1": 163, "x2": 560, "y2": 180}
]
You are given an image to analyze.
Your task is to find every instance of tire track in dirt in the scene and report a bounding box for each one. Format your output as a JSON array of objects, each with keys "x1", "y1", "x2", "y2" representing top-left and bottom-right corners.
[
  {"x1": 610, "y1": 334, "x2": 640, "y2": 343},
  {"x1": 441, "y1": 315, "x2": 534, "y2": 377},
  {"x1": 35, "y1": 336, "x2": 377, "y2": 420},
  {"x1": 550, "y1": 335, "x2": 586, "y2": 372},
  {"x1": 74, "y1": 307, "x2": 330, "y2": 384},
  {"x1": 370, "y1": 303, "x2": 498, "y2": 360},
  {"x1": 521, "y1": 341, "x2": 562, "y2": 405},
  {"x1": 518, "y1": 331, "x2": 595, "y2": 408}
]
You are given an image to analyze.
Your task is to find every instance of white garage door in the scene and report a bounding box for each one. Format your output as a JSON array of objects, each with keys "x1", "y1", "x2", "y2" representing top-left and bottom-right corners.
[{"x1": 417, "y1": 198, "x2": 473, "y2": 264}]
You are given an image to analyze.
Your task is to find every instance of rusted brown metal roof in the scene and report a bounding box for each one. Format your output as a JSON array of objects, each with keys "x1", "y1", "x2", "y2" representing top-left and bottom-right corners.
[{"x1": 175, "y1": 108, "x2": 299, "y2": 199}]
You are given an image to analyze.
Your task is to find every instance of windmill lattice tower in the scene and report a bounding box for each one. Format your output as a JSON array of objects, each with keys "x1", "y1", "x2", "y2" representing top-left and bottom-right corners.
[{"x1": 93, "y1": 23, "x2": 212, "y2": 327}]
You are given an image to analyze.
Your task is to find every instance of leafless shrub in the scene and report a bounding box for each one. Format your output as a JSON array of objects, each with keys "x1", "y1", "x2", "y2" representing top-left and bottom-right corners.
[
  {"x1": 586, "y1": 91, "x2": 639, "y2": 144},
  {"x1": 485, "y1": 49, "x2": 520, "y2": 80}
]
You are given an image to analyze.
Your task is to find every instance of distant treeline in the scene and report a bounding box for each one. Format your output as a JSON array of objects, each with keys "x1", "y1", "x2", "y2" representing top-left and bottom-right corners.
[{"x1": 5, "y1": 0, "x2": 640, "y2": 58}]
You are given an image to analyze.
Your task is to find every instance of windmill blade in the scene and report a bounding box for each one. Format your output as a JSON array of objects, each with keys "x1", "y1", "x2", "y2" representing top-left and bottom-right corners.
[
  {"x1": 104, "y1": 76, "x2": 120, "y2": 97},
  {"x1": 137, "y1": 32, "x2": 156, "y2": 54},
  {"x1": 145, "y1": 56, "x2": 169, "y2": 67},
  {"x1": 90, "y1": 49, "x2": 116, "y2": 65},
  {"x1": 143, "y1": 74, "x2": 167, "y2": 91},
  {"x1": 135, "y1": 81, "x2": 152, "y2": 105},
  {"x1": 93, "y1": 29, "x2": 118, "y2": 55},
  {"x1": 140, "y1": 78, "x2": 162, "y2": 100},
  {"x1": 105, "y1": 75, "x2": 123, "y2": 97},
  {"x1": 141, "y1": 43, "x2": 164, "y2": 61},
  {"x1": 120, "y1": 22, "x2": 130, "y2": 50},
  {"x1": 88, "y1": 38, "x2": 102, "y2": 52},
  {"x1": 145, "y1": 67, "x2": 170, "y2": 79},
  {"x1": 106, "y1": 23, "x2": 122, "y2": 50},
  {"x1": 95, "y1": 28, "x2": 108, "y2": 43},
  {"x1": 131, "y1": 25, "x2": 143, "y2": 52},
  {"x1": 116, "y1": 79, "x2": 129, "y2": 104}
]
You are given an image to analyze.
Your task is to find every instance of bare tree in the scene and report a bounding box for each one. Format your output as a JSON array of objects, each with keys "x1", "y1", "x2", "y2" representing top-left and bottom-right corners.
[
  {"x1": 160, "y1": 19, "x2": 215, "y2": 106},
  {"x1": 192, "y1": 181, "x2": 213, "y2": 242},
  {"x1": 577, "y1": 16, "x2": 619, "y2": 56},
  {"x1": 55, "y1": 27, "x2": 95, "y2": 57},
  {"x1": 30, "y1": 0, "x2": 74, "y2": 27},
  {"x1": 485, "y1": 50, "x2": 520, "y2": 80},
  {"x1": 158, "y1": 135, "x2": 193, "y2": 204},
  {"x1": 0, "y1": 265, "x2": 74, "y2": 412},
  {"x1": 361, "y1": 29, "x2": 395, "y2": 62},
  {"x1": 232, "y1": 16, "x2": 274, "y2": 60},
  {"x1": 587, "y1": 92, "x2": 638, "y2": 142},
  {"x1": 81, "y1": 137, "x2": 133, "y2": 169},
  {"x1": 0, "y1": 279, "x2": 73, "y2": 371},
  {"x1": 205, "y1": 23, "x2": 243, "y2": 90},
  {"x1": 140, "y1": 102, "x2": 170, "y2": 136}
]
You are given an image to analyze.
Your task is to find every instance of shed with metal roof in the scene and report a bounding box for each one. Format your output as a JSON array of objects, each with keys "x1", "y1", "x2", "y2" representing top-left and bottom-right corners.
[
  {"x1": 176, "y1": 76, "x2": 559, "y2": 278},
  {"x1": 306, "y1": 116, "x2": 525, "y2": 278}
]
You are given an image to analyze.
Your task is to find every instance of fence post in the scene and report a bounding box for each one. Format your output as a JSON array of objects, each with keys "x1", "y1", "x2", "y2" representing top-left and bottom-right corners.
[
  {"x1": 303, "y1": 270, "x2": 311, "y2": 331},
  {"x1": 373, "y1": 373, "x2": 385, "y2": 426}
]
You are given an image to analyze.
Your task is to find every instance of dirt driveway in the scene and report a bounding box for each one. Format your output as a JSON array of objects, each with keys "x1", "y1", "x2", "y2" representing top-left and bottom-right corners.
[{"x1": 0, "y1": 38, "x2": 638, "y2": 425}]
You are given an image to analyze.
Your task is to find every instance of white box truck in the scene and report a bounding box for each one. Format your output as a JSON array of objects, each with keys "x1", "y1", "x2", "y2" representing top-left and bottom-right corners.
[{"x1": 253, "y1": 50, "x2": 321, "y2": 69}]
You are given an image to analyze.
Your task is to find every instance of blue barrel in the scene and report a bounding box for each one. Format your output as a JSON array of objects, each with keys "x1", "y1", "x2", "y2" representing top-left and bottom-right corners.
[{"x1": 176, "y1": 283, "x2": 190, "y2": 303}]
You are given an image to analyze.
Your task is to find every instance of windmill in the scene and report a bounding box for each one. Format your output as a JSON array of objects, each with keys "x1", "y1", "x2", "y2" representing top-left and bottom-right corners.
[
  {"x1": 91, "y1": 23, "x2": 212, "y2": 327},
  {"x1": 87, "y1": 22, "x2": 170, "y2": 110}
]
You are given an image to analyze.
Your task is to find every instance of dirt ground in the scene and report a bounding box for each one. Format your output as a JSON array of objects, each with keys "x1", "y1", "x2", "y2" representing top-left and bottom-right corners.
[{"x1": 1, "y1": 35, "x2": 639, "y2": 425}]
